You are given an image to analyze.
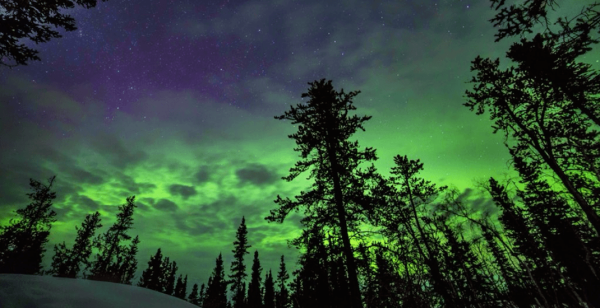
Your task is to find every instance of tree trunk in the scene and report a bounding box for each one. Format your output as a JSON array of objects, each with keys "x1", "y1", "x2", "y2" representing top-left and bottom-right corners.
[{"x1": 325, "y1": 135, "x2": 363, "y2": 308}]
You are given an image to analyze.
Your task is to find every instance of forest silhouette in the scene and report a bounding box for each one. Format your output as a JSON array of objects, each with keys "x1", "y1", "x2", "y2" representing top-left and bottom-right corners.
[{"x1": 1, "y1": 0, "x2": 600, "y2": 307}]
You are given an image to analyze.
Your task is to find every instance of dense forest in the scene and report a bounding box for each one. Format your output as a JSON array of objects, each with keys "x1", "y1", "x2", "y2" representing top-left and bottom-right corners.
[{"x1": 1, "y1": 0, "x2": 600, "y2": 307}]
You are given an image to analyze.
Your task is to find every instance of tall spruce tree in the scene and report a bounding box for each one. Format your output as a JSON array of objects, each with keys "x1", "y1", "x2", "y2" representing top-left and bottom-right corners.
[
  {"x1": 488, "y1": 177, "x2": 558, "y2": 308},
  {"x1": 369, "y1": 247, "x2": 401, "y2": 308},
  {"x1": 263, "y1": 270, "x2": 275, "y2": 308},
  {"x1": 369, "y1": 156, "x2": 455, "y2": 307},
  {"x1": 230, "y1": 216, "x2": 251, "y2": 308},
  {"x1": 199, "y1": 282, "x2": 207, "y2": 307},
  {"x1": 435, "y1": 214, "x2": 499, "y2": 307},
  {"x1": 181, "y1": 275, "x2": 189, "y2": 299},
  {"x1": 275, "y1": 255, "x2": 289, "y2": 308},
  {"x1": 510, "y1": 144, "x2": 600, "y2": 307},
  {"x1": 205, "y1": 253, "x2": 228, "y2": 308},
  {"x1": 49, "y1": 211, "x2": 102, "y2": 278},
  {"x1": 163, "y1": 259, "x2": 178, "y2": 296},
  {"x1": 0, "y1": 176, "x2": 57, "y2": 275},
  {"x1": 175, "y1": 275, "x2": 184, "y2": 298},
  {"x1": 189, "y1": 283, "x2": 201, "y2": 306},
  {"x1": 465, "y1": 0, "x2": 600, "y2": 236},
  {"x1": 174, "y1": 274, "x2": 188, "y2": 299},
  {"x1": 247, "y1": 250, "x2": 263, "y2": 308},
  {"x1": 138, "y1": 248, "x2": 165, "y2": 292},
  {"x1": 290, "y1": 227, "x2": 331, "y2": 308},
  {"x1": 115, "y1": 234, "x2": 139, "y2": 285},
  {"x1": 85, "y1": 196, "x2": 138, "y2": 283},
  {"x1": 267, "y1": 78, "x2": 382, "y2": 308}
]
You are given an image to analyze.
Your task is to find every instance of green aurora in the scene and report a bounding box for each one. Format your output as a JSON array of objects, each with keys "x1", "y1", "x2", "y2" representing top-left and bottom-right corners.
[{"x1": 0, "y1": 0, "x2": 599, "y2": 295}]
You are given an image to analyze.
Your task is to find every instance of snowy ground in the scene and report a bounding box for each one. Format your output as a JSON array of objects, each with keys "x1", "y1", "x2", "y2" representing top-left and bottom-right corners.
[{"x1": 0, "y1": 274, "x2": 198, "y2": 308}]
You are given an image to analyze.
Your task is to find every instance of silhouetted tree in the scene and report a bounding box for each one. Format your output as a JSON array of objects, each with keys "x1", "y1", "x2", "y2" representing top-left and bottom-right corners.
[
  {"x1": 230, "y1": 216, "x2": 251, "y2": 308},
  {"x1": 263, "y1": 269, "x2": 275, "y2": 308},
  {"x1": 163, "y1": 259, "x2": 178, "y2": 296},
  {"x1": 205, "y1": 253, "x2": 228, "y2": 308},
  {"x1": 189, "y1": 283, "x2": 201, "y2": 306},
  {"x1": 49, "y1": 211, "x2": 102, "y2": 278},
  {"x1": 199, "y1": 282, "x2": 207, "y2": 307},
  {"x1": 138, "y1": 248, "x2": 165, "y2": 292},
  {"x1": 85, "y1": 196, "x2": 138, "y2": 284},
  {"x1": 488, "y1": 177, "x2": 558, "y2": 307},
  {"x1": 368, "y1": 156, "x2": 455, "y2": 307},
  {"x1": 0, "y1": 176, "x2": 57, "y2": 275},
  {"x1": 275, "y1": 255, "x2": 290, "y2": 308},
  {"x1": 268, "y1": 79, "x2": 383, "y2": 308},
  {"x1": 290, "y1": 227, "x2": 332, "y2": 308},
  {"x1": 511, "y1": 143, "x2": 600, "y2": 307},
  {"x1": 0, "y1": 0, "x2": 108, "y2": 67},
  {"x1": 182, "y1": 275, "x2": 189, "y2": 299},
  {"x1": 115, "y1": 234, "x2": 139, "y2": 285},
  {"x1": 489, "y1": 0, "x2": 600, "y2": 136},
  {"x1": 175, "y1": 274, "x2": 188, "y2": 299},
  {"x1": 435, "y1": 214, "x2": 500, "y2": 307},
  {"x1": 489, "y1": 0, "x2": 600, "y2": 79},
  {"x1": 175, "y1": 275, "x2": 184, "y2": 298},
  {"x1": 369, "y1": 247, "x2": 401, "y2": 308},
  {"x1": 248, "y1": 250, "x2": 263, "y2": 308},
  {"x1": 465, "y1": 0, "x2": 600, "y2": 237}
]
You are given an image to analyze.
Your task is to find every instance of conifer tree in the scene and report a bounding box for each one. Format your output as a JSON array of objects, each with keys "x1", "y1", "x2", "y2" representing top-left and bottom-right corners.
[
  {"x1": 510, "y1": 146, "x2": 600, "y2": 307},
  {"x1": 480, "y1": 224, "x2": 533, "y2": 308},
  {"x1": 263, "y1": 270, "x2": 275, "y2": 308},
  {"x1": 205, "y1": 253, "x2": 228, "y2": 308},
  {"x1": 290, "y1": 227, "x2": 331, "y2": 308},
  {"x1": 85, "y1": 196, "x2": 138, "y2": 283},
  {"x1": 230, "y1": 216, "x2": 251, "y2": 308},
  {"x1": 175, "y1": 274, "x2": 188, "y2": 299},
  {"x1": 49, "y1": 211, "x2": 102, "y2": 278},
  {"x1": 369, "y1": 156, "x2": 455, "y2": 307},
  {"x1": 115, "y1": 234, "x2": 139, "y2": 285},
  {"x1": 188, "y1": 283, "x2": 201, "y2": 306},
  {"x1": 247, "y1": 250, "x2": 263, "y2": 308},
  {"x1": 138, "y1": 248, "x2": 165, "y2": 292},
  {"x1": 435, "y1": 215, "x2": 498, "y2": 307},
  {"x1": 268, "y1": 79, "x2": 382, "y2": 308},
  {"x1": 183, "y1": 275, "x2": 189, "y2": 299},
  {"x1": 0, "y1": 176, "x2": 58, "y2": 275},
  {"x1": 199, "y1": 282, "x2": 206, "y2": 307},
  {"x1": 369, "y1": 247, "x2": 401, "y2": 308},
  {"x1": 465, "y1": 0, "x2": 600, "y2": 236},
  {"x1": 275, "y1": 255, "x2": 289, "y2": 308},
  {"x1": 175, "y1": 274, "x2": 184, "y2": 298},
  {"x1": 329, "y1": 252, "x2": 352, "y2": 308},
  {"x1": 163, "y1": 259, "x2": 178, "y2": 296},
  {"x1": 489, "y1": 178, "x2": 562, "y2": 307}
]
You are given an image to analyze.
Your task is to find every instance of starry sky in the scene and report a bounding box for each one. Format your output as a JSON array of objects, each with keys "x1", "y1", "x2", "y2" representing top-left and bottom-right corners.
[{"x1": 1, "y1": 0, "x2": 599, "y2": 295}]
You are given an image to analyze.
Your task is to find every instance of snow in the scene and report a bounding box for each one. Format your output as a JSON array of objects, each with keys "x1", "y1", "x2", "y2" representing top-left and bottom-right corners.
[{"x1": 0, "y1": 274, "x2": 198, "y2": 308}]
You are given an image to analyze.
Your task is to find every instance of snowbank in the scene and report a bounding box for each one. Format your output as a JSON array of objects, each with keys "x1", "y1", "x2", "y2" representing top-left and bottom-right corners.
[{"x1": 0, "y1": 274, "x2": 198, "y2": 308}]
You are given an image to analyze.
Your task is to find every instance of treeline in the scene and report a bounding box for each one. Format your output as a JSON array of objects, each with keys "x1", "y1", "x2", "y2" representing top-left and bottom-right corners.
[{"x1": 0, "y1": 179, "x2": 292, "y2": 308}]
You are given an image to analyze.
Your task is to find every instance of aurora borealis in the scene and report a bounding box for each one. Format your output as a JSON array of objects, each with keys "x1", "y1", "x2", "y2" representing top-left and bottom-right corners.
[{"x1": 1, "y1": 0, "x2": 599, "y2": 295}]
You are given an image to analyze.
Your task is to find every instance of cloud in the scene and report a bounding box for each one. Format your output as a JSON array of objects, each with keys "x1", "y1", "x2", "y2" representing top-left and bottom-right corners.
[
  {"x1": 236, "y1": 163, "x2": 278, "y2": 186},
  {"x1": 194, "y1": 167, "x2": 210, "y2": 184},
  {"x1": 85, "y1": 132, "x2": 149, "y2": 169},
  {"x1": 154, "y1": 199, "x2": 179, "y2": 212},
  {"x1": 169, "y1": 184, "x2": 197, "y2": 200},
  {"x1": 110, "y1": 172, "x2": 157, "y2": 197},
  {"x1": 72, "y1": 194, "x2": 101, "y2": 211}
]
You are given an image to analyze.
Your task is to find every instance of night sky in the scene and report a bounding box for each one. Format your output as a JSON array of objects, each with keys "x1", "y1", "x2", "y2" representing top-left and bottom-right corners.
[{"x1": 1, "y1": 0, "x2": 599, "y2": 295}]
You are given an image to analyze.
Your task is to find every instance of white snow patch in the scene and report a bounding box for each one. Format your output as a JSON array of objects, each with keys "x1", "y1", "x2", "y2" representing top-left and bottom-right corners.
[{"x1": 0, "y1": 274, "x2": 198, "y2": 308}]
